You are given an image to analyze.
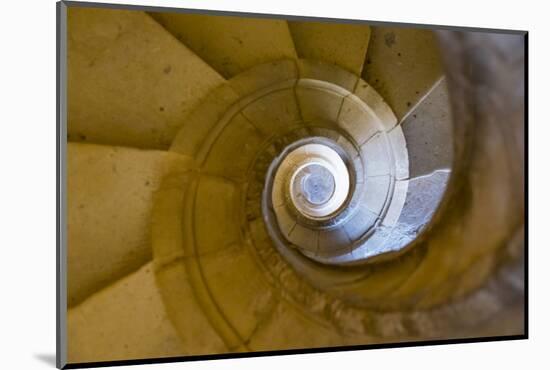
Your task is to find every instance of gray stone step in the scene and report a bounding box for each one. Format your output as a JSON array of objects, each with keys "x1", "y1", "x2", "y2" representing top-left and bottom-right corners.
[
  {"x1": 362, "y1": 27, "x2": 444, "y2": 121},
  {"x1": 400, "y1": 78, "x2": 453, "y2": 177}
]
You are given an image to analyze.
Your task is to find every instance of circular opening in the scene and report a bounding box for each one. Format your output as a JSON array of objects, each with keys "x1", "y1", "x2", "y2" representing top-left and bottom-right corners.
[
  {"x1": 279, "y1": 143, "x2": 350, "y2": 220},
  {"x1": 299, "y1": 164, "x2": 335, "y2": 205}
]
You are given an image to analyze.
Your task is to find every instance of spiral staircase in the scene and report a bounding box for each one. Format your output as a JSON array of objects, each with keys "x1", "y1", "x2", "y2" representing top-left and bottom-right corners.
[{"x1": 64, "y1": 5, "x2": 525, "y2": 365}]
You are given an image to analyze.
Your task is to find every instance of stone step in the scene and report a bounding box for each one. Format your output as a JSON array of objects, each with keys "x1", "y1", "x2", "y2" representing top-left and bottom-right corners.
[
  {"x1": 67, "y1": 142, "x2": 193, "y2": 307},
  {"x1": 247, "y1": 299, "x2": 346, "y2": 351},
  {"x1": 288, "y1": 20, "x2": 371, "y2": 76},
  {"x1": 362, "y1": 27, "x2": 444, "y2": 121},
  {"x1": 149, "y1": 11, "x2": 297, "y2": 78},
  {"x1": 400, "y1": 78, "x2": 453, "y2": 177},
  {"x1": 67, "y1": 7, "x2": 224, "y2": 149},
  {"x1": 67, "y1": 262, "x2": 185, "y2": 363}
]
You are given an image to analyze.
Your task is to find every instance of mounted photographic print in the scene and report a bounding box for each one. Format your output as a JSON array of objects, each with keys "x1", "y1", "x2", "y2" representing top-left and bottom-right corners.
[{"x1": 57, "y1": 1, "x2": 527, "y2": 368}]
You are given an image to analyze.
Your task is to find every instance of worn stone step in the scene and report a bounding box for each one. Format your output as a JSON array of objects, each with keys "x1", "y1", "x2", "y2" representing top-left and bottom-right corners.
[
  {"x1": 67, "y1": 7, "x2": 224, "y2": 149},
  {"x1": 400, "y1": 78, "x2": 453, "y2": 177},
  {"x1": 67, "y1": 262, "x2": 185, "y2": 363},
  {"x1": 289, "y1": 20, "x2": 371, "y2": 76},
  {"x1": 362, "y1": 27, "x2": 444, "y2": 121},
  {"x1": 150, "y1": 11, "x2": 297, "y2": 78},
  {"x1": 247, "y1": 299, "x2": 345, "y2": 351},
  {"x1": 67, "y1": 142, "x2": 193, "y2": 307}
]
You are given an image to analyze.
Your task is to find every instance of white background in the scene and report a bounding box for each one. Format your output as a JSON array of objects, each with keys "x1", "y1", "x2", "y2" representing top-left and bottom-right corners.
[{"x1": 0, "y1": 0, "x2": 545, "y2": 368}]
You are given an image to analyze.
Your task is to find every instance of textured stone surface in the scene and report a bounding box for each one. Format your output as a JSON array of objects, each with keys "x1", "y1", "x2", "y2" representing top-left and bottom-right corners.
[
  {"x1": 289, "y1": 21, "x2": 371, "y2": 75},
  {"x1": 297, "y1": 59, "x2": 358, "y2": 91},
  {"x1": 362, "y1": 27, "x2": 443, "y2": 121},
  {"x1": 274, "y1": 204, "x2": 297, "y2": 237},
  {"x1": 194, "y1": 175, "x2": 242, "y2": 254},
  {"x1": 352, "y1": 154, "x2": 366, "y2": 183},
  {"x1": 381, "y1": 180, "x2": 409, "y2": 227},
  {"x1": 229, "y1": 59, "x2": 298, "y2": 96},
  {"x1": 202, "y1": 113, "x2": 266, "y2": 180},
  {"x1": 345, "y1": 226, "x2": 398, "y2": 262},
  {"x1": 248, "y1": 300, "x2": 345, "y2": 351},
  {"x1": 354, "y1": 79, "x2": 398, "y2": 129},
  {"x1": 288, "y1": 224, "x2": 318, "y2": 252},
  {"x1": 154, "y1": 262, "x2": 228, "y2": 354},
  {"x1": 150, "y1": 12, "x2": 297, "y2": 78},
  {"x1": 67, "y1": 143, "x2": 192, "y2": 307},
  {"x1": 343, "y1": 205, "x2": 378, "y2": 240},
  {"x1": 387, "y1": 127, "x2": 410, "y2": 180},
  {"x1": 67, "y1": 7, "x2": 224, "y2": 149},
  {"x1": 401, "y1": 78, "x2": 453, "y2": 177},
  {"x1": 199, "y1": 244, "x2": 277, "y2": 341},
  {"x1": 324, "y1": 248, "x2": 425, "y2": 308},
  {"x1": 399, "y1": 31, "x2": 526, "y2": 308},
  {"x1": 391, "y1": 170, "x2": 450, "y2": 249},
  {"x1": 67, "y1": 263, "x2": 185, "y2": 363},
  {"x1": 338, "y1": 94, "x2": 382, "y2": 145},
  {"x1": 151, "y1": 172, "x2": 231, "y2": 354},
  {"x1": 241, "y1": 87, "x2": 303, "y2": 137},
  {"x1": 170, "y1": 83, "x2": 241, "y2": 157},
  {"x1": 318, "y1": 228, "x2": 351, "y2": 254},
  {"x1": 151, "y1": 171, "x2": 195, "y2": 264},
  {"x1": 361, "y1": 133, "x2": 392, "y2": 177},
  {"x1": 461, "y1": 301, "x2": 524, "y2": 337},
  {"x1": 295, "y1": 81, "x2": 345, "y2": 124}
]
